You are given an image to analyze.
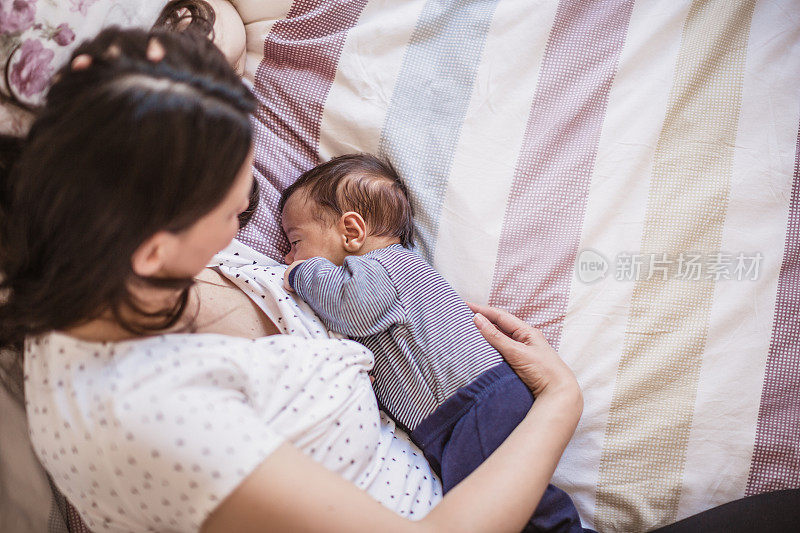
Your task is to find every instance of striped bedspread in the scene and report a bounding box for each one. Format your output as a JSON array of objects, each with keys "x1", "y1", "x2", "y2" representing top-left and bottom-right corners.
[{"x1": 236, "y1": 0, "x2": 799, "y2": 531}]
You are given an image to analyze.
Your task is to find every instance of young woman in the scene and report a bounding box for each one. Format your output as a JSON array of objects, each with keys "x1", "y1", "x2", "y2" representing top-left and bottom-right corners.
[{"x1": 0, "y1": 27, "x2": 582, "y2": 532}]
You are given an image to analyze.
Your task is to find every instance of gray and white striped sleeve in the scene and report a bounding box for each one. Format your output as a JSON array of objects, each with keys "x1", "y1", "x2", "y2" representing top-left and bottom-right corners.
[{"x1": 289, "y1": 255, "x2": 406, "y2": 337}]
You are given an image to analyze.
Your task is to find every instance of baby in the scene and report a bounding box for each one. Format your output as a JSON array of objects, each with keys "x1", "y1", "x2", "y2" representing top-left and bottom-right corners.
[{"x1": 281, "y1": 154, "x2": 588, "y2": 532}]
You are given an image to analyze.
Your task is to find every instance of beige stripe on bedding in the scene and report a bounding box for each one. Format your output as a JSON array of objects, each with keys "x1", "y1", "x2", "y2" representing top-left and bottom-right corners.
[{"x1": 594, "y1": 1, "x2": 756, "y2": 531}]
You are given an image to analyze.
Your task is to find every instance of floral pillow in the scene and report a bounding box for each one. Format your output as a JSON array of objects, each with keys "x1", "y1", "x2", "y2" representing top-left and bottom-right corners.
[{"x1": 0, "y1": 0, "x2": 166, "y2": 135}]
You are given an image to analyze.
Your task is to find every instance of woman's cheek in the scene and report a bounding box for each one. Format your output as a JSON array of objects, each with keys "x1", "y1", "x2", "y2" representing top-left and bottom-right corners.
[{"x1": 225, "y1": 218, "x2": 239, "y2": 243}]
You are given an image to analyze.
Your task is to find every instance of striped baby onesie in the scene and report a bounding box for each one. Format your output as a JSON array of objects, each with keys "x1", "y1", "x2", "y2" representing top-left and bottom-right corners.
[{"x1": 288, "y1": 244, "x2": 503, "y2": 432}]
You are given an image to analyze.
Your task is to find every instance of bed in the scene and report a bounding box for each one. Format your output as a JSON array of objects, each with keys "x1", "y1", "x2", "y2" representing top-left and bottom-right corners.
[{"x1": 1, "y1": 0, "x2": 798, "y2": 531}]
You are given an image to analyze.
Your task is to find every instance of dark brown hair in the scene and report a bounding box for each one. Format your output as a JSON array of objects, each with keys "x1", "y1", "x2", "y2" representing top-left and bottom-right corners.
[
  {"x1": 0, "y1": 26, "x2": 256, "y2": 348},
  {"x1": 153, "y1": 0, "x2": 261, "y2": 230},
  {"x1": 279, "y1": 154, "x2": 416, "y2": 248},
  {"x1": 153, "y1": 0, "x2": 216, "y2": 39}
]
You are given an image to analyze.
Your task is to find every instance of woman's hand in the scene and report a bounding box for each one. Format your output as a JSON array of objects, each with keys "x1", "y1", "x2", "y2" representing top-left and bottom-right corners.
[
  {"x1": 204, "y1": 304, "x2": 584, "y2": 533},
  {"x1": 468, "y1": 303, "x2": 581, "y2": 404},
  {"x1": 69, "y1": 37, "x2": 165, "y2": 71}
]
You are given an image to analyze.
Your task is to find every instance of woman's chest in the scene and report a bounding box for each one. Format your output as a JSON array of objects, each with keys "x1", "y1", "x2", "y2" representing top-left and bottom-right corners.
[{"x1": 192, "y1": 268, "x2": 280, "y2": 338}]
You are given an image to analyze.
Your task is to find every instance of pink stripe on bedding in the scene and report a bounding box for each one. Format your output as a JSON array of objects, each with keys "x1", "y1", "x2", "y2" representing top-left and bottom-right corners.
[
  {"x1": 488, "y1": 0, "x2": 634, "y2": 348},
  {"x1": 746, "y1": 122, "x2": 800, "y2": 495},
  {"x1": 239, "y1": 0, "x2": 368, "y2": 260}
]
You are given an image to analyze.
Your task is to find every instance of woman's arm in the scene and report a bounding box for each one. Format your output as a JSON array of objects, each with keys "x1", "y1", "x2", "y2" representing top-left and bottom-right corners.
[{"x1": 202, "y1": 305, "x2": 583, "y2": 533}]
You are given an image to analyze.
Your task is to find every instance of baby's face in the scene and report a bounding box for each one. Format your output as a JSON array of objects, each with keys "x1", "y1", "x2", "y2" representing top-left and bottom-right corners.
[{"x1": 281, "y1": 192, "x2": 348, "y2": 265}]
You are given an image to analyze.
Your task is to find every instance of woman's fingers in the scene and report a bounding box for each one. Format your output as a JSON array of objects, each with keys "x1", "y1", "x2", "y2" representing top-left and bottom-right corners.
[
  {"x1": 467, "y1": 302, "x2": 541, "y2": 346},
  {"x1": 69, "y1": 38, "x2": 164, "y2": 72},
  {"x1": 474, "y1": 311, "x2": 554, "y2": 395},
  {"x1": 470, "y1": 302, "x2": 579, "y2": 400},
  {"x1": 472, "y1": 312, "x2": 522, "y2": 356},
  {"x1": 103, "y1": 44, "x2": 121, "y2": 59},
  {"x1": 146, "y1": 38, "x2": 165, "y2": 62},
  {"x1": 70, "y1": 54, "x2": 92, "y2": 70}
]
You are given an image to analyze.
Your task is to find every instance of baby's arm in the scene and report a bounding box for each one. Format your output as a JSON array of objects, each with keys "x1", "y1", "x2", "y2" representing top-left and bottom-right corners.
[{"x1": 286, "y1": 256, "x2": 405, "y2": 337}]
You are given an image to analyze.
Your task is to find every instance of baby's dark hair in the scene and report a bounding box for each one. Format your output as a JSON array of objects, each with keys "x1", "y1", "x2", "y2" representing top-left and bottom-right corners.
[{"x1": 279, "y1": 154, "x2": 416, "y2": 248}]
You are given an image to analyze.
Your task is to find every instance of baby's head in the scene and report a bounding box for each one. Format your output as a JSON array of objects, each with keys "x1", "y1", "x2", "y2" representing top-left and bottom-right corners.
[{"x1": 280, "y1": 154, "x2": 415, "y2": 265}]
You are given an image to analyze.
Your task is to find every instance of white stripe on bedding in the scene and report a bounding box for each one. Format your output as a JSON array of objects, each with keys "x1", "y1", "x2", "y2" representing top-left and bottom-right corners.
[
  {"x1": 552, "y1": 0, "x2": 691, "y2": 526},
  {"x1": 431, "y1": 0, "x2": 560, "y2": 303},
  {"x1": 317, "y1": 0, "x2": 427, "y2": 159}
]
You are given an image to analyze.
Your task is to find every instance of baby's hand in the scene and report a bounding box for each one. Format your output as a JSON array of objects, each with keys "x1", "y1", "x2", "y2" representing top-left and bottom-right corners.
[{"x1": 283, "y1": 260, "x2": 306, "y2": 293}]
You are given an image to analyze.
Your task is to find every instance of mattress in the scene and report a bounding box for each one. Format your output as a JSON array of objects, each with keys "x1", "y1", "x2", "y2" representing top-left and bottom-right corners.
[{"x1": 234, "y1": 1, "x2": 800, "y2": 531}]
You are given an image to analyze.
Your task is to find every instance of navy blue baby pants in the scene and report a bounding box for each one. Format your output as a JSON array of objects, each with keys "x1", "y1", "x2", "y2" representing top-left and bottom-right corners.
[{"x1": 410, "y1": 362, "x2": 592, "y2": 533}]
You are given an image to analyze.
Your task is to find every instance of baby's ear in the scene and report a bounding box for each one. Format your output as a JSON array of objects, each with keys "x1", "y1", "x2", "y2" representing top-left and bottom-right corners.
[{"x1": 340, "y1": 211, "x2": 367, "y2": 253}]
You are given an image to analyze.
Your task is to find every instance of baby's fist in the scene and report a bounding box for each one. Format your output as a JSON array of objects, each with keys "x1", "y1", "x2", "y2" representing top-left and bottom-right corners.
[{"x1": 283, "y1": 260, "x2": 306, "y2": 293}]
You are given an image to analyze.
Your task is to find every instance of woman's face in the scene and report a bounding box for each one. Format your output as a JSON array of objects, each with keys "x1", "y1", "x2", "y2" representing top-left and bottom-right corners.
[{"x1": 161, "y1": 148, "x2": 255, "y2": 278}]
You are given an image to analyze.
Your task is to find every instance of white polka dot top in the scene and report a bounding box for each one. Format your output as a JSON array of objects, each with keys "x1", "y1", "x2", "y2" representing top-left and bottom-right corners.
[{"x1": 24, "y1": 240, "x2": 442, "y2": 532}]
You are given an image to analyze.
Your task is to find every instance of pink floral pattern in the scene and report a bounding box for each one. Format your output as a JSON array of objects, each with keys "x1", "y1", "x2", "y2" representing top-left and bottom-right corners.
[
  {"x1": 9, "y1": 38, "x2": 53, "y2": 98},
  {"x1": 0, "y1": 0, "x2": 37, "y2": 34},
  {"x1": 1, "y1": 0, "x2": 163, "y2": 126},
  {"x1": 53, "y1": 23, "x2": 75, "y2": 46},
  {"x1": 0, "y1": 0, "x2": 85, "y2": 106},
  {"x1": 68, "y1": 0, "x2": 100, "y2": 17}
]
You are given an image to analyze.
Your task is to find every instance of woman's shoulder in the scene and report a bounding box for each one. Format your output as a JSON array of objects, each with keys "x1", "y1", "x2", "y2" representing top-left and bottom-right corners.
[
  {"x1": 24, "y1": 331, "x2": 287, "y2": 531},
  {"x1": 25, "y1": 330, "x2": 269, "y2": 379},
  {"x1": 25, "y1": 331, "x2": 369, "y2": 394},
  {"x1": 210, "y1": 238, "x2": 278, "y2": 268},
  {"x1": 24, "y1": 330, "x2": 374, "y2": 426},
  {"x1": 23, "y1": 331, "x2": 273, "y2": 430}
]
